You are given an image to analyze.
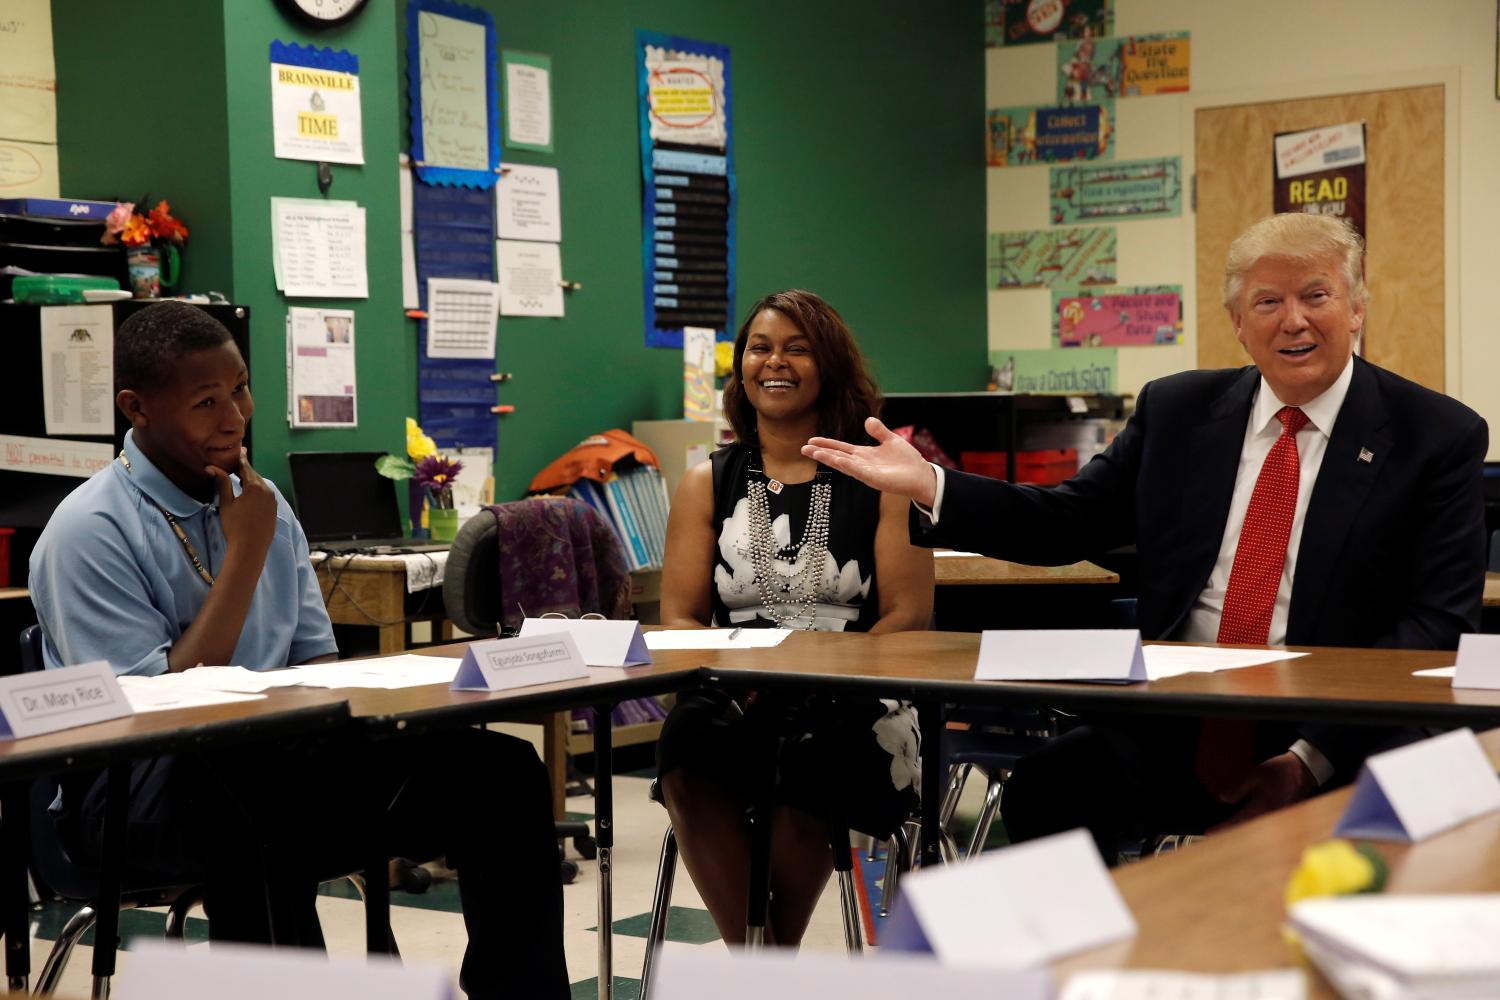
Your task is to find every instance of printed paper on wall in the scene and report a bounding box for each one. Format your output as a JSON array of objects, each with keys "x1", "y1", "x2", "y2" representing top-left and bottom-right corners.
[
  {"x1": 986, "y1": 0, "x2": 1113, "y2": 48},
  {"x1": 989, "y1": 227, "x2": 1116, "y2": 289},
  {"x1": 1050, "y1": 157, "x2": 1182, "y2": 223},
  {"x1": 1054, "y1": 285, "x2": 1183, "y2": 347},
  {"x1": 988, "y1": 102, "x2": 1113, "y2": 167},
  {"x1": 1057, "y1": 32, "x2": 1190, "y2": 104}
]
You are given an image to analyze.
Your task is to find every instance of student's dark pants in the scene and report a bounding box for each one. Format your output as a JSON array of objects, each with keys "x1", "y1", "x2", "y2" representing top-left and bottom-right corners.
[{"x1": 54, "y1": 728, "x2": 568, "y2": 999}]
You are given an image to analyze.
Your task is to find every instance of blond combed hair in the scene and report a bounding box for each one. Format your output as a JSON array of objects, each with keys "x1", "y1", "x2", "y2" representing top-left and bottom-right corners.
[{"x1": 1222, "y1": 213, "x2": 1368, "y2": 312}]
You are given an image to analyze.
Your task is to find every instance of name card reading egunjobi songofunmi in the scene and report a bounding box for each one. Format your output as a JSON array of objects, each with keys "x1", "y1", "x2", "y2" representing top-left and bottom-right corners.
[
  {"x1": 0, "y1": 660, "x2": 132, "y2": 740},
  {"x1": 975, "y1": 629, "x2": 1145, "y2": 683},
  {"x1": 450, "y1": 633, "x2": 589, "y2": 693},
  {"x1": 518, "y1": 617, "x2": 653, "y2": 667}
]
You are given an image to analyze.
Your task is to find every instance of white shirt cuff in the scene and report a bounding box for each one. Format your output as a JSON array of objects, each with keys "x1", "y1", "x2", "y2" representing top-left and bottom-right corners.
[
  {"x1": 913, "y1": 463, "x2": 946, "y2": 524},
  {"x1": 1288, "y1": 739, "x2": 1335, "y2": 787}
]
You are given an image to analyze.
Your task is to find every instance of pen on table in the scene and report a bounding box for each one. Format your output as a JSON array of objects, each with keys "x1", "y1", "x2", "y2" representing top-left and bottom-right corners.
[{"x1": 727, "y1": 627, "x2": 743, "y2": 641}]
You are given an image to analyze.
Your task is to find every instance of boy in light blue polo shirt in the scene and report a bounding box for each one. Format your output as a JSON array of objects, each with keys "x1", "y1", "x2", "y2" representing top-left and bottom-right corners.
[{"x1": 30, "y1": 303, "x2": 567, "y2": 997}]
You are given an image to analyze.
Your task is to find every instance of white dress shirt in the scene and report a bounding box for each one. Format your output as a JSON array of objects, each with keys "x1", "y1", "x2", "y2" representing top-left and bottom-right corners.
[{"x1": 922, "y1": 356, "x2": 1357, "y2": 784}]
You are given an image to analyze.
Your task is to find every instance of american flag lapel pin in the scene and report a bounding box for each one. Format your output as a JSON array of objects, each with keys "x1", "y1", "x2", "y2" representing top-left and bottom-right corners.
[{"x1": 1358, "y1": 447, "x2": 1374, "y2": 463}]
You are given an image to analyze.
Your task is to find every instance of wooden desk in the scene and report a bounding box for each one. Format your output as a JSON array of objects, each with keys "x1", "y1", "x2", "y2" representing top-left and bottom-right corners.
[
  {"x1": 312, "y1": 553, "x2": 450, "y2": 656},
  {"x1": 933, "y1": 555, "x2": 1117, "y2": 587},
  {"x1": 0, "y1": 588, "x2": 29, "y2": 602},
  {"x1": 1485, "y1": 571, "x2": 1500, "y2": 607},
  {"x1": 1053, "y1": 727, "x2": 1500, "y2": 998}
]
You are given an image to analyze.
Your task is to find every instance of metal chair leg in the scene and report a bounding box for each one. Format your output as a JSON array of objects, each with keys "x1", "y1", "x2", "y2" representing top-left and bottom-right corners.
[
  {"x1": 163, "y1": 892, "x2": 201, "y2": 939},
  {"x1": 879, "y1": 820, "x2": 918, "y2": 918},
  {"x1": 864, "y1": 833, "x2": 880, "y2": 864},
  {"x1": 638, "y1": 826, "x2": 678, "y2": 1000},
  {"x1": 939, "y1": 763, "x2": 971, "y2": 828},
  {"x1": 966, "y1": 775, "x2": 1005, "y2": 859},
  {"x1": 36, "y1": 906, "x2": 96, "y2": 996},
  {"x1": 827, "y1": 825, "x2": 863, "y2": 955}
]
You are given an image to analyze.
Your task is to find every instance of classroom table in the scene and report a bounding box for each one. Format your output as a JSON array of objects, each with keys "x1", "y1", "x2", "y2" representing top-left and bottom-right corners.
[
  {"x1": 932, "y1": 555, "x2": 1118, "y2": 587},
  {"x1": 930, "y1": 555, "x2": 1121, "y2": 631},
  {"x1": 1052, "y1": 726, "x2": 1500, "y2": 998},
  {"x1": 0, "y1": 692, "x2": 352, "y2": 993},
  {"x1": 1485, "y1": 571, "x2": 1500, "y2": 607},
  {"x1": 311, "y1": 552, "x2": 450, "y2": 656}
]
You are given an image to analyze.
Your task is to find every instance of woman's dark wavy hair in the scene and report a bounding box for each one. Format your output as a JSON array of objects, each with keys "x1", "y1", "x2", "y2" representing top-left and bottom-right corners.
[{"x1": 721, "y1": 289, "x2": 882, "y2": 446}]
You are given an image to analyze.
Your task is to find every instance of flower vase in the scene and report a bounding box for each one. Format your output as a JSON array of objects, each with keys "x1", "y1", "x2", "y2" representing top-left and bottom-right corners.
[
  {"x1": 126, "y1": 245, "x2": 161, "y2": 298},
  {"x1": 408, "y1": 480, "x2": 429, "y2": 537},
  {"x1": 428, "y1": 507, "x2": 460, "y2": 543}
]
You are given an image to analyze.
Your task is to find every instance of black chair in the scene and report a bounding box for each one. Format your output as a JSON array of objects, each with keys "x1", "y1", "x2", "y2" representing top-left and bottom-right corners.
[
  {"x1": 17, "y1": 626, "x2": 397, "y2": 993},
  {"x1": 442, "y1": 504, "x2": 602, "y2": 882},
  {"x1": 17, "y1": 625, "x2": 201, "y2": 996}
]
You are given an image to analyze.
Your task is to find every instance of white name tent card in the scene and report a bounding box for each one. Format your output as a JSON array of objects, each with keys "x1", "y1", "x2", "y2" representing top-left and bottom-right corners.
[
  {"x1": 1452, "y1": 633, "x2": 1500, "y2": 689},
  {"x1": 976, "y1": 629, "x2": 1145, "y2": 684},
  {"x1": 519, "y1": 617, "x2": 652, "y2": 667},
  {"x1": 653, "y1": 949, "x2": 1050, "y2": 1000},
  {"x1": 450, "y1": 634, "x2": 589, "y2": 693},
  {"x1": 0, "y1": 661, "x2": 132, "y2": 740},
  {"x1": 1334, "y1": 727, "x2": 1500, "y2": 842},
  {"x1": 1060, "y1": 970, "x2": 1306, "y2": 1000},
  {"x1": 115, "y1": 940, "x2": 453, "y2": 1000},
  {"x1": 882, "y1": 828, "x2": 1136, "y2": 967}
]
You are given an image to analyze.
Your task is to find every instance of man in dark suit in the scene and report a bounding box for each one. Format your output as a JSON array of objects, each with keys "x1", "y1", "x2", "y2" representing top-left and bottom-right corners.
[{"x1": 803, "y1": 213, "x2": 1487, "y2": 855}]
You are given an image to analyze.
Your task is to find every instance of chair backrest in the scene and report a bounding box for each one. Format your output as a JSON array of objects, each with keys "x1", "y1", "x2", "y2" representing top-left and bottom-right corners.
[
  {"x1": 1490, "y1": 529, "x2": 1500, "y2": 573},
  {"x1": 18, "y1": 622, "x2": 42, "y2": 675},
  {"x1": 442, "y1": 498, "x2": 633, "y2": 636}
]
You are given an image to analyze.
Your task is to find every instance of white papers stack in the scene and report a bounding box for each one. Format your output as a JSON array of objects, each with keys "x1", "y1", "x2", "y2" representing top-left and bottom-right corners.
[
  {"x1": 293, "y1": 654, "x2": 460, "y2": 689},
  {"x1": 1061, "y1": 970, "x2": 1305, "y2": 1000},
  {"x1": 1289, "y1": 895, "x2": 1500, "y2": 1000},
  {"x1": 1142, "y1": 645, "x2": 1306, "y2": 679},
  {"x1": 644, "y1": 629, "x2": 793, "y2": 651},
  {"x1": 116, "y1": 676, "x2": 267, "y2": 714}
]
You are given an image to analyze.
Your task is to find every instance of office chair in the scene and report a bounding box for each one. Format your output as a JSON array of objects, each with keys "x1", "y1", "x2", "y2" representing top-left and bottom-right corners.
[
  {"x1": 16, "y1": 626, "x2": 397, "y2": 995},
  {"x1": 443, "y1": 499, "x2": 629, "y2": 880}
]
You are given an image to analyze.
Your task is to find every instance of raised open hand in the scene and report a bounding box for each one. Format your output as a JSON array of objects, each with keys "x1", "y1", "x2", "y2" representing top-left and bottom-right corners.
[{"x1": 802, "y1": 417, "x2": 938, "y2": 506}]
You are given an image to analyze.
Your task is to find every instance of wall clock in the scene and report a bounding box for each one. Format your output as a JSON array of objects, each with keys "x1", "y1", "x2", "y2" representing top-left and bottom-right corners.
[{"x1": 277, "y1": 0, "x2": 370, "y2": 27}]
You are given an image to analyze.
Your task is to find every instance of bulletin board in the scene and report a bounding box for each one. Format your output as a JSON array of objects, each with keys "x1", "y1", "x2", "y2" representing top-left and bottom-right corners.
[{"x1": 1194, "y1": 85, "x2": 1445, "y2": 392}]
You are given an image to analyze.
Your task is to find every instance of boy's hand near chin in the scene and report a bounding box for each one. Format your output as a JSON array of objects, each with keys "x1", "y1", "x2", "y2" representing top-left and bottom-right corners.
[{"x1": 208, "y1": 448, "x2": 277, "y2": 559}]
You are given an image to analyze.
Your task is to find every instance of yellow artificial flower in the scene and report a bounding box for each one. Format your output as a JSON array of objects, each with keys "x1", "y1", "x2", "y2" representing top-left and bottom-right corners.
[
  {"x1": 1284, "y1": 839, "x2": 1386, "y2": 909},
  {"x1": 405, "y1": 417, "x2": 437, "y2": 461},
  {"x1": 715, "y1": 341, "x2": 734, "y2": 378}
]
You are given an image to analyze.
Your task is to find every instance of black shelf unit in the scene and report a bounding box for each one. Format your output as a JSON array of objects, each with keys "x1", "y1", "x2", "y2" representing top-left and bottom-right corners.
[{"x1": 879, "y1": 391, "x2": 1127, "y2": 482}]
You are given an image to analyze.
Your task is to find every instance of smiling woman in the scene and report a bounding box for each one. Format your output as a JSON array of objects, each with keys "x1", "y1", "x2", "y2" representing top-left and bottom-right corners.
[{"x1": 654, "y1": 288, "x2": 935, "y2": 948}]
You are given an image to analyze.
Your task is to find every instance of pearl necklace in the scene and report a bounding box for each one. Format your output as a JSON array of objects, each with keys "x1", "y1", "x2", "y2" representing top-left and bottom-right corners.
[{"x1": 746, "y1": 464, "x2": 833, "y2": 629}]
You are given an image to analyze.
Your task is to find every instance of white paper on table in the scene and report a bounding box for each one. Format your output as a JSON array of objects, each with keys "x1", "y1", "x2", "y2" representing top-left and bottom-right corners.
[
  {"x1": 270, "y1": 59, "x2": 364, "y2": 165},
  {"x1": 399, "y1": 156, "x2": 419, "y2": 309},
  {"x1": 0, "y1": 433, "x2": 111, "y2": 478},
  {"x1": 271, "y1": 197, "x2": 368, "y2": 298},
  {"x1": 893, "y1": 828, "x2": 1136, "y2": 968},
  {"x1": 39, "y1": 305, "x2": 113, "y2": 436},
  {"x1": 503, "y1": 56, "x2": 552, "y2": 150},
  {"x1": 0, "y1": 137, "x2": 59, "y2": 197},
  {"x1": 976, "y1": 629, "x2": 1145, "y2": 683},
  {"x1": 1142, "y1": 645, "x2": 1306, "y2": 679},
  {"x1": 1060, "y1": 969, "x2": 1306, "y2": 1000},
  {"x1": 287, "y1": 307, "x2": 357, "y2": 428},
  {"x1": 416, "y1": 11, "x2": 489, "y2": 173},
  {"x1": 1289, "y1": 895, "x2": 1500, "y2": 981},
  {"x1": 116, "y1": 939, "x2": 453, "y2": 1000},
  {"x1": 165, "y1": 667, "x2": 310, "y2": 694},
  {"x1": 653, "y1": 949, "x2": 1050, "y2": 1000},
  {"x1": 496, "y1": 239, "x2": 564, "y2": 317},
  {"x1": 1413, "y1": 666, "x2": 1456, "y2": 678},
  {"x1": 0, "y1": 0, "x2": 56, "y2": 144},
  {"x1": 496, "y1": 164, "x2": 560, "y2": 242},
  {"x1": 1334, "y1": 727, "x2": 1500, "y2": 842},
  {"x1": 933, "y1": 550, "x2": 984, "y2": 558},
  {"x1": 644, "y1": 629, "x2": 793, "y2": 651},
  {"x1": 426, "y1": 277, "x2": 500, "y2": 359},
  {"x1": 293, "y1": 654, "x2": 460, "y2": 690},
  {"x1": 116, "y1": 677, "x2": 267, "y2": 714}
]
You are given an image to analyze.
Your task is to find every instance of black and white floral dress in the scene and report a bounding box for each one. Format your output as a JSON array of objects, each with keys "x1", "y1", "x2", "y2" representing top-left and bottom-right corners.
[{"x1": 656, "y1": 444, "x2": 920, "y2": 838}]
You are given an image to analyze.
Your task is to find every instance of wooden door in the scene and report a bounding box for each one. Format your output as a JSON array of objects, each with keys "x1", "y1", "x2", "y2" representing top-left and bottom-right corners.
[{"x1": 1194, "y1": 86, "x2": 1444, "y2": 391}]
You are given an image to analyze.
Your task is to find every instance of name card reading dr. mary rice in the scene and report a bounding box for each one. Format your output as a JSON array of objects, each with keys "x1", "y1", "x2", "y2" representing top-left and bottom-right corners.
[
  {"x1": 450, "y1": 633, "x2": 589, "y2": 693},
  {"x1": 0, "y1": 661, "x2": 132, "y2": 740}
]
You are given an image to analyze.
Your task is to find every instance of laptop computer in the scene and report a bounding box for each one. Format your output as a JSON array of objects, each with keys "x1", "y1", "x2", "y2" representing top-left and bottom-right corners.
[{"x1": 287, "y1": 450, "x2": 449, "y2": 553}]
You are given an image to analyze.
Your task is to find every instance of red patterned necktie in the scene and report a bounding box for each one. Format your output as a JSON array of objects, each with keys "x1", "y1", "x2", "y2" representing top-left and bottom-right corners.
[{"x1": 1198, "y1": 405, "x2": 1309, "y2": 797}]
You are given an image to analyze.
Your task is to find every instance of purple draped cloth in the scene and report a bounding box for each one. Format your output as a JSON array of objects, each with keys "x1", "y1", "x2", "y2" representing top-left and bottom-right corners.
[{"x1": 489, "y1": 497, "x2": 633, "y2": 630}]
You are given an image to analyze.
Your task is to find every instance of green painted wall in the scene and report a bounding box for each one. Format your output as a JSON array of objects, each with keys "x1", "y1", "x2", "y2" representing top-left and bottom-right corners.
[{"x1": 54, "y1": 0, "x2": 985, "y2": 501}]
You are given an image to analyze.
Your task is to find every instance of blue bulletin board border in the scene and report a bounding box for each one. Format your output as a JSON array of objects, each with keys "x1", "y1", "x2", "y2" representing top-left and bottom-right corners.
[
  {"x1": 406, "y1": 0, "x2": 502, "y2": 189},
  {"x1": 636, "y1": 30, "x2": 736, "y2": 349},
  {"x1": 270, "y1": 41, "x2": 359, "y2": 74}
]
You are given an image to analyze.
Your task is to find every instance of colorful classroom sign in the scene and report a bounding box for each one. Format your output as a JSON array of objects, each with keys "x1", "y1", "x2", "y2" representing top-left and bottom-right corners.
[
  {"x1": 989, "y1": 227, "x2": 1116, "y2": 289},
  {"x1": 1058, "y1": 32, "x2": 1190, "y2": 104},
  {"x1": 988, "y1": 102, "x2": 1113, "y2": 167},
  {"x1": 1050, "y1": 157, "x2": 1182, "y2": 223},
  {"x1": 1054, "y1": 285, "x2": 1183, "y2": 347},
  {"x1": 985, "y1": 0, "x2": 1113, "y2": 47},
  {"x1": 990, "y1": 347, "x2": 1118, "y2": 394}
]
